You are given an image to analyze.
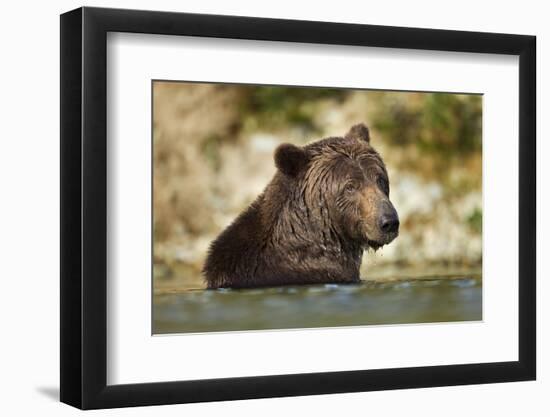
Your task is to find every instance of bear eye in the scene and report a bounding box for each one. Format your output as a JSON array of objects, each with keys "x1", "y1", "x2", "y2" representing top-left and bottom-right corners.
[
  {"x1": 344, "y1": 182, "x2": 359, "y2": 193},
  {"x1": 377, "y1": 176, "x2": 389, "y2": 195}
]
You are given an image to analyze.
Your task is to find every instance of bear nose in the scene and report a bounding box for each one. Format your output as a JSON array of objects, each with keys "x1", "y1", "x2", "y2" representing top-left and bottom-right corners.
[{"x1": 379, "y1": 213, "x2": 399, "y2": 234}]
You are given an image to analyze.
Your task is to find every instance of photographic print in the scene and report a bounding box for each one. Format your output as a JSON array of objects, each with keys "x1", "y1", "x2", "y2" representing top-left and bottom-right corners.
[{"x1": 152, "y1": 81, "x2": 482, "y2": 334}]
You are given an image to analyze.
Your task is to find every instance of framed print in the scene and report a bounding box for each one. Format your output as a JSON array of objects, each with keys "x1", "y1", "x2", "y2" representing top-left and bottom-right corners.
[{"x1": 60, "y1": 6, "x2": 536, "y2": 409}]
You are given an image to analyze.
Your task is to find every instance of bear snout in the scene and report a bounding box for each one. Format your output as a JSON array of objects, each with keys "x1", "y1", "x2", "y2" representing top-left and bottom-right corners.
[
  {"x1": 379, "y1": 211, "x2": 399, "y2": 234},
  {"x1": 374, "y1": 203, "x2": 399, "y2": 245}
]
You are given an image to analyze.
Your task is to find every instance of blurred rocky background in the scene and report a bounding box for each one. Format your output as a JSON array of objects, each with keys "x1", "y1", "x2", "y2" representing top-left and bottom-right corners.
[{"x1": 153, "y1": 81, "x2": 482, "y2": 293}]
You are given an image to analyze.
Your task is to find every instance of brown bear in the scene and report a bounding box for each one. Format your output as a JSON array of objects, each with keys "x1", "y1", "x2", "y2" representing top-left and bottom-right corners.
[{"x1": 203, "y1": 123, "x2": 399, "y2": 289}]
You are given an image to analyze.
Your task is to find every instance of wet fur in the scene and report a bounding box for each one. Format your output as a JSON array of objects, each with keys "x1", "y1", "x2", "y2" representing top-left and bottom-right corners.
[{"x1": 203, "y1": 124, "x2": 394, "y2": 289}]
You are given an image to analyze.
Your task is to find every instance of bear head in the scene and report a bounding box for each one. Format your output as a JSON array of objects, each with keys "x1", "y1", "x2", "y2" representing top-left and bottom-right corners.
[{"x1": 274, "y1": 123, "x2": 399, "y2": 249}]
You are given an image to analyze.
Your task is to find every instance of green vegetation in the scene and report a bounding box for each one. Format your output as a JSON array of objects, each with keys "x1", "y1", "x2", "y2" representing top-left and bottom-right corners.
[
  {"x1": 372, "y1": 92, "x2": 482, "y2": 157},
  {"x1": 239, "y1": 86, "x2": 346, "y2": 132},
  {"x1": 467, "y1": 207, "x2": 483, "y2": 234}
]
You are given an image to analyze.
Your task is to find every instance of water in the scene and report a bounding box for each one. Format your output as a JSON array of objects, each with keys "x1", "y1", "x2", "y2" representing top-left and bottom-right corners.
[{"x1": 153, "y1": 276, "x2": 482, "y2": 334}]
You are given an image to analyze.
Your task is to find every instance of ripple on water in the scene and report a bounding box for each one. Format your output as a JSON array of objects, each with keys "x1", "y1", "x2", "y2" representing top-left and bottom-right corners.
[
  {"x1": 451, "y1": 278, "x2": 477, "y2": 288},
  {"x1": 421, "y1": 279, "x2": 443, "y2": 287},
  {"x1": 324, "y1": 283, "x2": 340, "y2": 290},
  {"x1": 306, "y1": 286, "x2": 327, "y2": 294}
]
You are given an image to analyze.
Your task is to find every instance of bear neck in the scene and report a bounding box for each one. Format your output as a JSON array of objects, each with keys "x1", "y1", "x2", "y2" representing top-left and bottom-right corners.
[{"x1": 260, "y1": 176, "x2": 363, "y2": 267}]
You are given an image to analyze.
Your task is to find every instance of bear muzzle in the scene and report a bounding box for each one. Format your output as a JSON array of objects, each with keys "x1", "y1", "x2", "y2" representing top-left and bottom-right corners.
[{"x1": 366, "y1": 204, "x2": 399, "y2": 248}]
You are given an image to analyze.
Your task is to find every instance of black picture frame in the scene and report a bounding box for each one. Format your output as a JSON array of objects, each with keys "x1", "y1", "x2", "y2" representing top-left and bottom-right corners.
[{"x1": 60, "y1": 6, "x2": 536, "y2": 410}]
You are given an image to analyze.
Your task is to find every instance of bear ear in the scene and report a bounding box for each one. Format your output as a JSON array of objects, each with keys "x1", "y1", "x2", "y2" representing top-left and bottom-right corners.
[
  {"x1": 345, "y1": 123, "x2": 370, "y2": 143},
  {"x1": 274, "y1": 143, "x2": 309, "y2": 177}
]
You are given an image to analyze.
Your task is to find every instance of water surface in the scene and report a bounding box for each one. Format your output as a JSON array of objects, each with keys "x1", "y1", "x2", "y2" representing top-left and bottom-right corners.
[{"x1": 153, "y1": 276, "x2": 482, "y2": 334}]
